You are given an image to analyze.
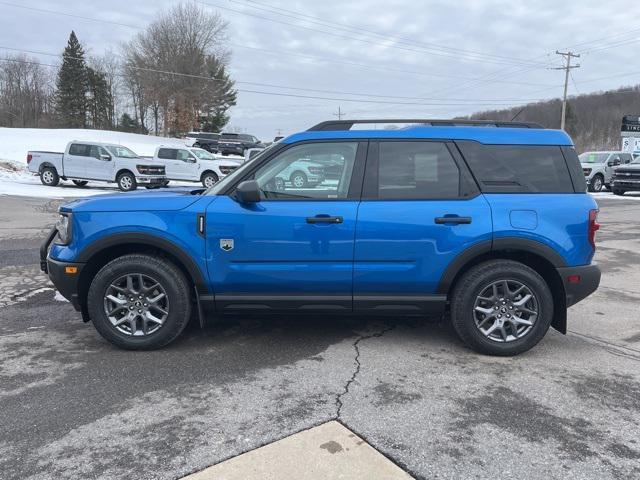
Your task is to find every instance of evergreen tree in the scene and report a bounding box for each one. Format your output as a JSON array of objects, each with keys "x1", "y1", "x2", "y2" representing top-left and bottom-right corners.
[
  {"x1": 55, "y1": 31, "x2": 88, "y2": 128},
  {"x1": 199, "y1": 56, "x2": 236, "y2": 132},
  {"x1": 86, "y1": 67, "x2": 113, "y2": 129},
  {"x1": 118, "y1": 112, "x2": 144, "y2": 133}
]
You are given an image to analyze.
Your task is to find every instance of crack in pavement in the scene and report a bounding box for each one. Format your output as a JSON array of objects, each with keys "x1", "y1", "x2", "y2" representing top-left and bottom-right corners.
[{"x1": 335, "y1": 323, "x2": 396, "y2": 419}]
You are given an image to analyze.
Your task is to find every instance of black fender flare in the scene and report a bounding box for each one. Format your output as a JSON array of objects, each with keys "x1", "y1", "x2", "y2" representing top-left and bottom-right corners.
[
  {"x1": 39, "y1": 162, "x2": 58, "y2": 174},
  {"x1": 76, "y1": 232, "x2": 209, "y2": 294}
]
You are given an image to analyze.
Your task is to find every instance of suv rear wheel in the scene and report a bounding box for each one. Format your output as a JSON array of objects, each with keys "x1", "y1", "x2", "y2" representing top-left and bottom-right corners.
[
  {"x1": 117, "y1": 171, "x2": 137, "y2": 192},
  {"x1": 450, "y1": 260, "x2": 553, "y2": 356},
  {"x1": 40, "y1": 167, "x2": 59, "y2": 186},
  {"x1": 87, "y1": 254, "x2": 192, "y2": 350}
]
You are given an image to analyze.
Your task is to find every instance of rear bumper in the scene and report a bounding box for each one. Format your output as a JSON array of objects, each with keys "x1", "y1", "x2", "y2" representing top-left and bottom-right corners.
[{"x1": 557, "y1": 264, "x2": 601, "y2": 307}]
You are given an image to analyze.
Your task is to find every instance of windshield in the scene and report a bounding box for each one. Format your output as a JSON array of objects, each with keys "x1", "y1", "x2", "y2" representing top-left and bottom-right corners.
[
  {"x1": 192, "y1": 149, "x2": 215, "y2": 160},
  {"x1": 106, "y1": 145, "x2": 138, "y2": 158},
  {"x1": 579, "y1": 152, "x2": 609, "y2": 164},
  {"x1": 206, "y1": 143, "x2": 277, "y2": 195}
]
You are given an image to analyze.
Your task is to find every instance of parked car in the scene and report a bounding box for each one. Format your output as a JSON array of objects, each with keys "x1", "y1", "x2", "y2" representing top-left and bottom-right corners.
[
  {"x1": 218, "y1": 133, "x2": 264, "y2": 156},
  {"x1": 41, "y1": 118, "x2": 600, "y2": 356},
  {"x1": 184, "y1": 132, "x2": 220, "y2": 153},
  {"x1": 274, "y1": 157, "x2": 325, "y2": 189},
  {"x1": 611, "y1": 156, "x2": 640, "y2": 195},
  {"x1": 27, "y1": 142, "x2": 166, "y2": 192},
  {"x1": 578, "y1": 151, "x2": 633, "y2": 192},
  {"x1": 154, "y1": 146, "x2": 242, "y2": 188}
]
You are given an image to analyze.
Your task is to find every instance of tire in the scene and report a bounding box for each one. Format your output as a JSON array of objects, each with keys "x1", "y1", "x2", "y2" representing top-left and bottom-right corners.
[
  {"x1": 72, "y1": 180, "x2": 88, "y2": 187},
  {"x1": 290, "y1": 171, "x2": 308, "y2": 188},
  {"x1": 87, "y1": 254, "x2": 192, "y2": 350},
  {"x1": 40, "y1": 167, "x2": 59, "y2": 186},
  {"x1": 588, "y1": 174, "x2": 604, "y2": 192},
  {"x1": 145, "y1": 185, "x2": 162, "y2": 189},
  {"x1": 450, "y1": 259, "x2": 554, "y2": 356},
  {"x1": 612, "y1": 188, "x2": 626, "y2": 196},
  {"x1": 116, "y1": 171, "x2": 137, "y2": 192},
  {"x1": 201, "y1": 171, "x2": 219, "y2": 188}
]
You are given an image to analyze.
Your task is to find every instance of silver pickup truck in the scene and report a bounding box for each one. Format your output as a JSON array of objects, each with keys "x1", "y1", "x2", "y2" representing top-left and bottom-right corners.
[{"x1": 27, "y1": 141, "x2": 167, "y2": 191}]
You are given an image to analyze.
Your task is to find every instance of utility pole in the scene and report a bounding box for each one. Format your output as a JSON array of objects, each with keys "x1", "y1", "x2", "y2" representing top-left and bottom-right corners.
[
  {"x1": 333, "y1": 106, "x2": 345, "y2": 120},
  {"x1": 552, "y1": 51, "x2": 580, "y2": 130}
]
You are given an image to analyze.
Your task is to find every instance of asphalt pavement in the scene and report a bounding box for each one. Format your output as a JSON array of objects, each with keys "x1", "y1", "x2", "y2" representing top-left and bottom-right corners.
[{"x1": 0, "y1": 193, "x2": 639, "y2": 480}]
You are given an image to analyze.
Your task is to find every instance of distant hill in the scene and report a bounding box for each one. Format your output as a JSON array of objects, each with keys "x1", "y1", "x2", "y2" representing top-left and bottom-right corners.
[{"x1": 464, "y1": 85, "x2": 640, "y2": 153}]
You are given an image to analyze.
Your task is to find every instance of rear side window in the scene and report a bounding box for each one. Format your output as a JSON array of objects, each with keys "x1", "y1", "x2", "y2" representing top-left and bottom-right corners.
[
  {"x1": 157, "y1": 148, "x2": 177, "y2": 160},
  {"x1": 69, "y1": 144, "x2": 90, "y2": 156},
  {"x1": 456, "y1": 141, "x2": 574, "y2": 193},
  {"x1": 378, "y1": 141, "x2": 460, "y2": 199}
]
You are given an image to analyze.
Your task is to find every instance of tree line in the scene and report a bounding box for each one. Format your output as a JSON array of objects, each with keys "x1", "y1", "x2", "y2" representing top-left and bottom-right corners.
[
  {"x1": 466, "y1": 86, "x2": 640, "y2": 152},
  {"x1": 0, "y1": 2, "x2": 236, "y2": 135}
]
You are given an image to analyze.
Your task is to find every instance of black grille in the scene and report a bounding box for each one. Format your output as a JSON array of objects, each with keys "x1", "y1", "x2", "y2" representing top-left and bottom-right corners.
[{"x1": 614, "y1": 169, "x2": 640, "y2": 180}]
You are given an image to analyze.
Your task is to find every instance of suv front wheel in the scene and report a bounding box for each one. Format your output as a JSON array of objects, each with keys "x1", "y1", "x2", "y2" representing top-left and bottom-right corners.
[
  {"x1": 588, "y1": 174, "x2": 604, "y2": 192},
  {"x1": 450, "y1": 260, "x2": 553, "y2": 356},
  {"x1": 87, "y1": 254, "x2": 192, "y2": 350}
]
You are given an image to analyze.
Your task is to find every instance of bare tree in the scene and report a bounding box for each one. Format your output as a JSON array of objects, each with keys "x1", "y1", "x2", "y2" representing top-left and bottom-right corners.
[
  {"x1": 121, "y1": 1, "x2": 235, "y2": 135},
  {"x1": 0, "y1": 54, "x2": 54, "y2": 127}
]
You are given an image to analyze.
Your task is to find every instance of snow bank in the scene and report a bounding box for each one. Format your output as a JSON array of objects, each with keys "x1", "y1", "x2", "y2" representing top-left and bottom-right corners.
[{"x1": 0, "y1": 127, "x2": 186, "y2": 168}]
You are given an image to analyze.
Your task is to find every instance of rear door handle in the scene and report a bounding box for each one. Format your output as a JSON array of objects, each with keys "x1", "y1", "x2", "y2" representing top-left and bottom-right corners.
[
  {"x1": 434, "y1": 216, "x2": 472, "y2": 225},
  {"x1": 306, "y1": 215, "x2": 343, "y2": 224}
]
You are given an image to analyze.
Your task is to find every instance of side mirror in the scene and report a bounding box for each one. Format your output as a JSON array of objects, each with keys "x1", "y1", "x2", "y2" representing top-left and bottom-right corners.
[
  {"x1": 100, "y1": 154, "x2": 112, "y2": 161},
  {"x1": 235, "y1": 180, "x2": 261, "y2": 203}
]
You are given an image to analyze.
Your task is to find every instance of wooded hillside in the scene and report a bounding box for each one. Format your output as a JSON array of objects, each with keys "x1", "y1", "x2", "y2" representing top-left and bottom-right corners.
[{"x1": 465, "y1": 86, "x2": 640, "y2": 153}]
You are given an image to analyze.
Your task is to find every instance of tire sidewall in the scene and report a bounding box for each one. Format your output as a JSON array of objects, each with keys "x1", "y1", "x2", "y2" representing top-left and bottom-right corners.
[
  {"x1": 41, "y1": 167, "x2": 59, "y2": 186},
  {"x1": 452, "y1": 261, "x2": 553, "y2": 356},
  {"x1": 87, "y1": 256, "x2": 191, "y2": 349},
  {"x1": 202, "y1": 172, "x2": 219, "y2": 188},
  {"x1": 117, "y1": 172, "x2": 137, "y2": 191},
  {"x1": 589, "y1": 174, "x2": 603, "y2": 192}
]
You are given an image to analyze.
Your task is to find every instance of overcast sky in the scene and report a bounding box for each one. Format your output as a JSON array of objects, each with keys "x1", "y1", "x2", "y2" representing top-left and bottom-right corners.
[{"x1": 1, "y1": 0, "x2": 638, "y2": 139}]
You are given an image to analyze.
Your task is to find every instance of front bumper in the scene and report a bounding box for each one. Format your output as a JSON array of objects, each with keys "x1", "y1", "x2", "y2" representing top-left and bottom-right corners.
[
  {"x1": 136, "y1": 176, "x2": 166, "y2": 184},
  {"x1": 612, "y1": 179, "x2": 640, "y2": 190},
  {"x1": 41, "y1": 227, "x2": 83, "y2": 311},
  {"x1": 557, "y1": 264, "x2": 601, "y2": 307}
]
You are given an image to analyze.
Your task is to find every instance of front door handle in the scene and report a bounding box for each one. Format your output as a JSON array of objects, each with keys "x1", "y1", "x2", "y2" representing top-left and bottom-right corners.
[
  {"x1": 435, "y1": 216, "x2": 472, "y2": 225},
  {"x1": 306, "y1": 215, "x2": 343, "y2": 224}
]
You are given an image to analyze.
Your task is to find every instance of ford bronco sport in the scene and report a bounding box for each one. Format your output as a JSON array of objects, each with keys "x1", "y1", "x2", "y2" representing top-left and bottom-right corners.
[{"x1": 41, "y1": 119, "x2": 601, "y2": 356}]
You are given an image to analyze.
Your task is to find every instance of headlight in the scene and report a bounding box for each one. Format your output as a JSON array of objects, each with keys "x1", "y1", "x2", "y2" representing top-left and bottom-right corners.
[{"x1": 55, "y1": 213, "x2": 72, "y2": 245}]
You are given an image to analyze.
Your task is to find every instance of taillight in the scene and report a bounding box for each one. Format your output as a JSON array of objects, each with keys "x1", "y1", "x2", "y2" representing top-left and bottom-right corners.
[
  {"x1": 27, "y1": 154, "x2": 32, "y2": 164},
  {"x1": 588, "y1": 209, "x2": 600, "y2": 250}
]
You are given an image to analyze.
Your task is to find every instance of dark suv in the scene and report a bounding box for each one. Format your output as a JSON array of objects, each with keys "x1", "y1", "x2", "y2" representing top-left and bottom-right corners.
[
  {"x1": 186, "y1": 132, "x2": 220, "y2": 153},
  {"x1": 41, "y1": 119, "x2": 600, "y2": 356},
  {"x1": 218, "y1": 133, "x2": 264, "y2": 156}
]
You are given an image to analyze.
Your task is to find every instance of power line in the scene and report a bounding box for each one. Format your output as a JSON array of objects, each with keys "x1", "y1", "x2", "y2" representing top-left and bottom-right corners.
[
  {"x1": 0, "y1": 56, "x2": 559, "y2": 108},
  {"x1": 0, "y1": 1, "x2": 560, "y2": 89},
  {"x1": 198, "y1": 1, "x2": 552, "y2": 68},
  {"x1": 0, "y1": 46, "x2": 557, "y2": 104},
  {"x1": 232, "y1": 0, "x2": 552, "y2": 67}
]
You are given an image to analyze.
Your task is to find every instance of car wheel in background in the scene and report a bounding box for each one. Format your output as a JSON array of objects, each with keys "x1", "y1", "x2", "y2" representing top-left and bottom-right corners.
[
  {"x1": 72, "y1": 180, "x2": 88, "y2": 187},
  {"x1": 40, "y1": 167, "x2": 60, "y2": 187},
  {"x1": 450, "y1": 259, "x2": 553, "y2": 356},
  {"x1": 116, "y1": 171, "x2": 137, "y2": 192},
  {"x1": 145, "y1": 185, "x2": 162, "y2": 189},
  {"x1": 87, "y1": 254, "x2": 192, "y2": 350},
  {"x1": 290, "y1": 171, "x2": 308, "y2": 188},
  {"x1": 202, "y1": 171, "x2": 219, "y2": 188},
  {"x1": 588, "y1": 174, "x2": 604, "y2": 192},
  {"x1": 612, "y1": 188, "x2": 626, "y2": 196}
]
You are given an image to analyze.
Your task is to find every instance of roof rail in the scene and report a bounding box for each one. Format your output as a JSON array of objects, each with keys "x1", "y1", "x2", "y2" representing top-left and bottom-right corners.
[{"x1": 307, "y1": 119, "x2": 545, "y2": 131}]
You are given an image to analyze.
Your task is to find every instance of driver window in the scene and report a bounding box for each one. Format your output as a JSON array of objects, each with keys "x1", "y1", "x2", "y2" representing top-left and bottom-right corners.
[
  {"x1": 252, "y1": 142, "x2": 358, "y2": 200},
  {"x1": 89, "y1": 145, "x2": 101, "y2": 159},
  {"x1": 177, "y1": 150, "x2": 194, "y2": 162}
]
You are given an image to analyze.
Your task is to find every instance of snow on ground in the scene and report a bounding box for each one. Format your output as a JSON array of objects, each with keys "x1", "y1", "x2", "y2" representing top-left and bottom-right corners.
[
  {"x1": 0, "y1": 127, "x2": 208, "y2": 198},
  {"x1": 0, "y1": 127, "x2": 187, "y2": 168}
]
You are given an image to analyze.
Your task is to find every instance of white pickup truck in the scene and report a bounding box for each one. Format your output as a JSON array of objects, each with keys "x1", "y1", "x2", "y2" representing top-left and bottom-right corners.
[
  {"x1": 27, "y1": 141, "x2": 167, "y2": 191},
  {"x1": 153, "y1": 146, "x2": 242, "y2": 187}
]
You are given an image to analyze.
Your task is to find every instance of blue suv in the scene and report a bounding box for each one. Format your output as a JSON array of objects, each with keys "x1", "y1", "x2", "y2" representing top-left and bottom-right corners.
[{"x1": 41, "y1": 119, "x2": 601, "y2": 355}]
